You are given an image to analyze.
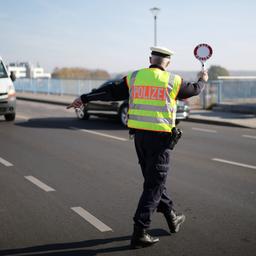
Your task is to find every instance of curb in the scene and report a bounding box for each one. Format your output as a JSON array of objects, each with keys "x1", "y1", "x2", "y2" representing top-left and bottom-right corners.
[{"x1": 184, "y1": 117, "x2": 248, "y2": 128}]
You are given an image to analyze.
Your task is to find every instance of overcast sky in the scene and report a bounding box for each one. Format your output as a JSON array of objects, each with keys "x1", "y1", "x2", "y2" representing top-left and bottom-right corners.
[{"x1": 1, "y1": 0, "x2": 255, "y2": 73}]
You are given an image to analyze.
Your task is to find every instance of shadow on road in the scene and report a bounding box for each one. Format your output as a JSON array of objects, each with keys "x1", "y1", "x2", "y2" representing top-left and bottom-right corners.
[
  {"x1": 0, "y1": 229, "x2": 169, "y2": 256},
  {"x1": 15, "y1": 116, "x2": 127, "y2": 131}
]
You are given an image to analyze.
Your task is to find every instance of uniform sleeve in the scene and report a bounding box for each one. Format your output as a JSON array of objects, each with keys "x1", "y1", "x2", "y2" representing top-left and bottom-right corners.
[
  {"x1": 176, "y1": 78, "x2": 206, "y2": 100},
  {"x1": 80, "y1": 77, "x2": 129, "y2": 103},
  {"x1": 111, "y1": 78, "x2": 129, "y2": 100}
]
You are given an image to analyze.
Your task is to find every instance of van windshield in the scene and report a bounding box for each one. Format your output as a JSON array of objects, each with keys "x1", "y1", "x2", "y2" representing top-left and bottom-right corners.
[{"x1": 0, "y1": 61, "x2": 8, "y2": 78}]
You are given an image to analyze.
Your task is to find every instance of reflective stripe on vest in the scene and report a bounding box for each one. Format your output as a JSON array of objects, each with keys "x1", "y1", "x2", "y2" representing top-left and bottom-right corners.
[{"x1": 126, "y1": 68, "x2": 181, "y2": 132}]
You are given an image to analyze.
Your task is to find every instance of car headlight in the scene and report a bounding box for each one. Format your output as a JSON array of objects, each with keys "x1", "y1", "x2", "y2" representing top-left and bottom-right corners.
[{"x1": 8, "y1": 85, "x2": 16, "y2": 98}]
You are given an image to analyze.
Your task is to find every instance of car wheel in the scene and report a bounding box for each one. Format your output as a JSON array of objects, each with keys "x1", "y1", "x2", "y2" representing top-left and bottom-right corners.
[
  {"x1": 119, "y1": 104, "x2": 128, "y2": 127},
  {"x1": 75, "y1": 107, "x2": 90, "y2": 120},
  {"x1": 81, "y1": 113, "x2": 90, "y2": 120},
  {"x1": 5, "y1": 113, "x2": 15, "y2": 121}
]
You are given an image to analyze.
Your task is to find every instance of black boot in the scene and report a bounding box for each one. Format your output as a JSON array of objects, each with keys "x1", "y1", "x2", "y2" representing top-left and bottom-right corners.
[
  {"x1": 164, "y1": 210, "x2": 185, "y2": 233},
  {"x1": 130, "y1": 225, "x2": 159, "y2": 249}
]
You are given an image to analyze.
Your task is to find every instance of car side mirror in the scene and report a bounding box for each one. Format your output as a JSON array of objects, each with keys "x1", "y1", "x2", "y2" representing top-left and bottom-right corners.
[
  {"x1": 91, "y1": 88, "x2": 97, "y2": 92},
  {"x1": 10, "y1": 71, "x2": 16, "y2": 82}
]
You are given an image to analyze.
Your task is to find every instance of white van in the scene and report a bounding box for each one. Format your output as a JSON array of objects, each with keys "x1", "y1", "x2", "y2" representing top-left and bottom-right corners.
[{"x1": 0, "y1": 56, "x2": 16, "y2": 121}]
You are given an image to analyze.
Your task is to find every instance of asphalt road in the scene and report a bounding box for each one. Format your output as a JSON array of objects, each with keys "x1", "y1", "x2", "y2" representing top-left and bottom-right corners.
[{"x1": 0, "y1": 100, "x2": 255, "y2": 256}]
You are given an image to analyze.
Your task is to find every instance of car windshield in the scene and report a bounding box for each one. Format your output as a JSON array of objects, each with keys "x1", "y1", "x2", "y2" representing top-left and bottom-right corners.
[{"x1": 0, "y1": 61, "x2": 8, "y2": 78}]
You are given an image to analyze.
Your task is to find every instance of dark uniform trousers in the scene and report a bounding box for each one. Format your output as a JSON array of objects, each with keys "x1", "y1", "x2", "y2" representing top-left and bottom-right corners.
[{"x1": 133, "y1": 130, "x2": 173, "y2": 229}]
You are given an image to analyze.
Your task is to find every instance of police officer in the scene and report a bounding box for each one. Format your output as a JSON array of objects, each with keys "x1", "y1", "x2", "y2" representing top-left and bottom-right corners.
[{"x1": 67, "y1": 46, "x2": 208, "y2": 249}]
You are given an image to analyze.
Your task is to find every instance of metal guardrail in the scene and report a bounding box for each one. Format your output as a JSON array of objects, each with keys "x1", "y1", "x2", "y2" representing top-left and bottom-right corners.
[
  {"x1": 14, "y1": 78, "x2": 106, "y2": 96},
  {"x1": 200, "y1": 79, "x2": 256, "y2": 108}
]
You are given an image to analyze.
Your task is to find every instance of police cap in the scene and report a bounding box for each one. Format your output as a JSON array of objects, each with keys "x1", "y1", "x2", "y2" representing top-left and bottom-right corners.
[{"x1": 150, "y1": 46, "x2": 174, "y2": 59}]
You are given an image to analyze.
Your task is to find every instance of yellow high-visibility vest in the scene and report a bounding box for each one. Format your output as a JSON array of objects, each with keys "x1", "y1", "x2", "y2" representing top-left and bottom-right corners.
[{"x1": 126, "y1": 68, "x2": 182, "y2": 132}]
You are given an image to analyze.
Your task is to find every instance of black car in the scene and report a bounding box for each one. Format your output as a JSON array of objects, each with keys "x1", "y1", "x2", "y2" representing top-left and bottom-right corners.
[{"x1": 75, "y1": 80, "x2": 190, "y2": 126}]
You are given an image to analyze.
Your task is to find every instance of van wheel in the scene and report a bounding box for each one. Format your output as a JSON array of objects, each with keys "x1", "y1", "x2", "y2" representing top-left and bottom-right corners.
[
  {"x1": 119, "y1": 104, "x2": 128, "y2": 127},
  {"x1": 5, "y1": 113, "x2": 16, "y2": 121}
]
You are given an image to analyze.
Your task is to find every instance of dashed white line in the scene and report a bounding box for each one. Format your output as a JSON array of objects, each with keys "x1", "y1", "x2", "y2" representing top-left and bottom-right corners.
[
  {"x1": 71, "y1": 207, "x2": 112, "y2": 232},
  {"x1": 24, "y1": 176, "x2": 56, "y2": 192},
  {"x1": 0, "y1": 157, "x2": 13, "y2": 167},
  {"x1": 242, "y1": 134, "x2": 256, "y2": 140},
  {"x1": 192, "y1": 127, "x2": 217, "y2": 133},
  {"x1": 70, "y1": 127, "x2": 128, "y2": 142},
  {"x1": 212, "y1": 158, "x2": 256, "y2": 170}
]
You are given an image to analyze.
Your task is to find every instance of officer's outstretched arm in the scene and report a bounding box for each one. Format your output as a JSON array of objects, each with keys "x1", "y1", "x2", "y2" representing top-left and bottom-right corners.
[
  {"x1": 67, "y1": 78, "x2": 129, "y2": 109},
  {"x1": 81, "y1": 78, "x2": 129, "y2": 103},
  {"x1": 66, "y1": 85, "x2": 112, "y2": 109}
]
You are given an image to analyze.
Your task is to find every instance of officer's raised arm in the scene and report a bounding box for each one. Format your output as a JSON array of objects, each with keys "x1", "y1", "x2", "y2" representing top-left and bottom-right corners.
[{"x1": 176, "y1": 70, "x2": 208, "y2": 100}]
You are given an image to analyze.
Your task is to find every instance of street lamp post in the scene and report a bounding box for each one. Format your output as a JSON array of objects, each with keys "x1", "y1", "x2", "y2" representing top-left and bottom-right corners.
[{"x1": 150, "y1": 7, "x2": 160, "y2": 46}]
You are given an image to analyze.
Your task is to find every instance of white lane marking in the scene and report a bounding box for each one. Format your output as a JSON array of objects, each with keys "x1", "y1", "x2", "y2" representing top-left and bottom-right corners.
[
  {"x1": 242, "y1": 134, "x2": 256, "y2": 140},
  {"x1": 0, "y1": 157, "x2": 13, "y2": 167},
  {"x1": 192, "y1": 127, "x2": 217, "y2": 133},
  {"x1": 25, "y1": 176, "x2": 56, "y2": 192},
  {"x1": 70, "y1": 127, "x2": 128, "y2": 142},
  {"x1": 71, "y1": 207, "x2": 113, "y2": 232},
  {"x1": 212, "y1": 158, "x2": 256, "y2": 170}
]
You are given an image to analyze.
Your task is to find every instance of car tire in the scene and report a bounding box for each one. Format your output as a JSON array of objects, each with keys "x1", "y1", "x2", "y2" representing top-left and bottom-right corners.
[
  {"x1": 5, "y1": 113, "x2": 15, "y2": 121},
  {"x1": 175, "y1": 120, "x2": 180, "y2": 126},
  {"x1": 80, "y1": 113, "x2": 90, "y2": 120},
  {"x1": 75, "y1": 107, "x2": 90, "y2": 120},
  {"x1": 119, "y1": 104, "x2": 128, "y2": 127}
]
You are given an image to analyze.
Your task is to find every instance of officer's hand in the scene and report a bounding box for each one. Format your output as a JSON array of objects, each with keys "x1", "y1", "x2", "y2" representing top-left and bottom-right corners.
[
  {"x1": 67, "y1": 97, "x2": 83, "y2": 109},
  {"x1": 198, "y1": 70, "x2": 208, "y2": 82}
]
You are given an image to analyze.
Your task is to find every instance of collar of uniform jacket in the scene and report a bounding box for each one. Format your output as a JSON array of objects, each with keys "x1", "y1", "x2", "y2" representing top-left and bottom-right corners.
[
  {"x1": 123, "y1": 65, "x2": 166, "y2": 87},
  {"x1": 149, "y1": 64, "x2": 165, "y2": 71}
]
